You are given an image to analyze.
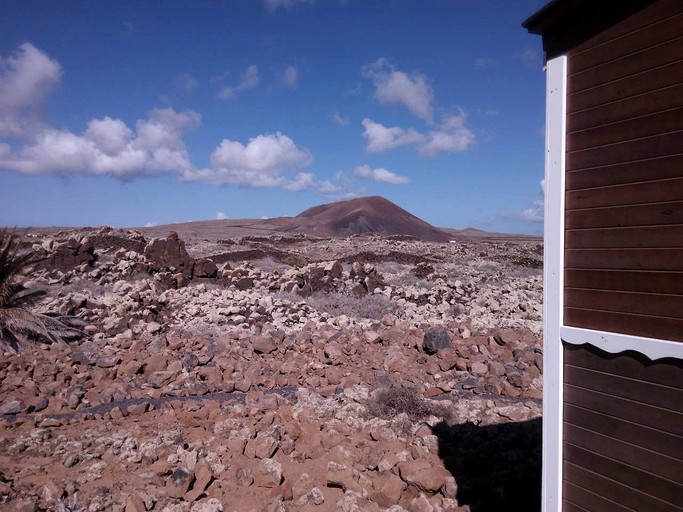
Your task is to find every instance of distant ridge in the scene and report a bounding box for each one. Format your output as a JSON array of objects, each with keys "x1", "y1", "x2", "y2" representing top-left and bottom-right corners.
[
  {"x1": 29, "y1": 196, "x2": 539, "y2": 243},
  {"x1": 294, "y1": 196, "x2": 451, "y2": 242}
]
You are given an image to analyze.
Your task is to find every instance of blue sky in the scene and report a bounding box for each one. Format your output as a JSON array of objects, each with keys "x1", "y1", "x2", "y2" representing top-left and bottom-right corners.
[{"x1": 0, "y1": 0, "x2": 548, "y2": 234}]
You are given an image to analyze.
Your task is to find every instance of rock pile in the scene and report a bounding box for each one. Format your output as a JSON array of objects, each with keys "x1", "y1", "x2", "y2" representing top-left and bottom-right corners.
[{"x1": 0, "y1": 229, "x2": 543, "y2": 511}]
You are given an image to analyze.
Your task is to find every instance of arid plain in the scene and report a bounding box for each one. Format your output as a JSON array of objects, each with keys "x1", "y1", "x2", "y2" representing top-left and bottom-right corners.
[{"x1": 0, "y1": 197, "x2": 544, "y2": 512}]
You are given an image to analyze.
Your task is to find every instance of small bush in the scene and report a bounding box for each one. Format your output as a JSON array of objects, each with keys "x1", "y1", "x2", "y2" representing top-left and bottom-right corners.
[
  {"x1": 254, "y1": 257, "x2": 290, "y2": 273},
  {"x1": 472, "y1": 260, "x2": 501, "y2": 273},
  {"x1": 448, "y1": 303, "x2": 467, "y2": 317},
  {"x1": 281, "y1": 254, "x2": 308, "y2": 268},
  {"x1": 368, "y1": 386, "x2": 450, "y2": 420},
  {"x1": 305, "y1": 290, "x2": 395, "y2": 320}
]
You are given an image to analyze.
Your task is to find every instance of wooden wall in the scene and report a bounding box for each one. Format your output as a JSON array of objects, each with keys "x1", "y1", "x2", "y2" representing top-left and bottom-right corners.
[
  {"x1": 562, "y1": 344, "x2": 683, "y2": 511},
  {"x1": 564, "y1": 0, "x2": 683, "y2": 341}
]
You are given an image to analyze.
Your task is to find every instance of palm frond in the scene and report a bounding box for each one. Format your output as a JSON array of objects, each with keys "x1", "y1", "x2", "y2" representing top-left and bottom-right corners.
[
  {"x1": 0, "y1": 325, "x2": 21, "y2": 352},
  {"x1": 3, "y1": 284, "x2": 46, "y2": 308},
  {"x1": 0, "y1": 229, "x2": 87, "y2": 352}
]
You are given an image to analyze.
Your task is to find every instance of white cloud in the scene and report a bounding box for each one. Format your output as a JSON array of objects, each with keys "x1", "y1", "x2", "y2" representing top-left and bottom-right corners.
[
  {"x1": 362, "y1": 58, "x2": 433, "y2": 121},
  {"x1": 362, "y1": 114, "x2": 474, "y2": 156},
  {"x1": 0, "y1": 42, "x2": 62, "y2": 138},
  {"x1": 331, "y1": 112, "x2": 350, "y2": 126},
  {"x1": 216, "y1": 86, "x2": 235, "y2": 100},
  {"x1": 0, "y1": 107, "x2": 200, "y2": 177},
  {"x1": 217, "y1": 64, "x2": 260, "y2": 100},
  {"x1": 144, "y1": 221, "x2": 158, "y2": 227},
  {"x1": 215, "y1": 211, "x2": 228, "y2": 220},
  {"x1": 281, "y1": 66, "x2": 298, "y2": 88},
  {"x1": 85, "y1": 116, "x2": 133, "y2": 155},
  {"x1": 264, "y1": 0, "x2": 315, "y2": 12},
  {"x1": 353, "y1": 164, "x2": 409, "y2": 185},
  {"x1": 177, "y1": 73, "x2": 198, "y2": 93},
  {"x1": 181, "y1": 132, "x2": 314, "y2": 189},
  {"x1": 239, "y1": 65, "x2": 260, "y2": 90},
  {"x1": 0, "y1": 44, "x2": 201, "y2": 178},
  {"x1": 316, "y1": 171, "x2": 363, "y2": 199},
  {"x1": 515, "y1": 48, "x2": 540, "y2": 67},
  {"x1": 521, "y1": 179, "x2": 545, "y2": 222},
  {"x1": 419, "y1": 113, "x2": 475, "y2": 156},
  {"x1": 521, "y1": 200, "x2": 544, "y2": 222},
  {"x1": 361, "y1": 118, "x2": 424, "y2": 152}
]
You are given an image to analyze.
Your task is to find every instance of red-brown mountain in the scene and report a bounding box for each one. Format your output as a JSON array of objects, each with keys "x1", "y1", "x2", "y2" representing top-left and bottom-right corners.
[{"x1": 294, "y1": 196, "x2": 451, "y2": 242}]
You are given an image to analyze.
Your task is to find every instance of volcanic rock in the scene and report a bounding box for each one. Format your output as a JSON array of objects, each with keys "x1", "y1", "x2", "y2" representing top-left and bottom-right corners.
[{"x1": 422, "y1": 328, "x2": 452, "y2": 354}]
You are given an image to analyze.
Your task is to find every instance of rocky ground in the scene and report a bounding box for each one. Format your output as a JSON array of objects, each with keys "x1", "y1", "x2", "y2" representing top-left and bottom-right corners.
[{"x1": 0, "y1": 227, "x2": 543, "y2": 512}]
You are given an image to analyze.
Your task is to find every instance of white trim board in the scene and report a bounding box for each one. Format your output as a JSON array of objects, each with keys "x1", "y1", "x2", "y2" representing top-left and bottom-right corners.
[
  {"x1": 541, "y1": 54, "x2": 567, "y2": 512},
  {"x1": 561, "y1": 326, "x2": 683, "y2": 361}
]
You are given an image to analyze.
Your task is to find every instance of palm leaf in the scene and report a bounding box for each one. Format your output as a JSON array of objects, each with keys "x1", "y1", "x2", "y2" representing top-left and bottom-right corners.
[{"x1": 0, "y1": 229, "x2": 86, "y2": 352}]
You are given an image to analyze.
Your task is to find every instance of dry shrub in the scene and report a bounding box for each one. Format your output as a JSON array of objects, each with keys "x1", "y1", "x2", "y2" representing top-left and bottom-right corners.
[
  {"x1": 254, "y1": 257, "x2": 290, "y2": 273},
  {"x1": 472, "y1": 260, "x2": 501, "y2": 274},
  {"x1": 368, "y1": 386, "x2": 451, "y2": 420},
  {"x1": 509, "y1": 256, "x2": 543, "y2": 269},
  {"x1": 448, "y1": 303, "x2": 467, "y2": 317},
  {"x1": 306, "y1": 290, "x2": 395, "y2": 320},
  {"x1": 281, "y1": 254, "x2": 308, "y2": 268}
]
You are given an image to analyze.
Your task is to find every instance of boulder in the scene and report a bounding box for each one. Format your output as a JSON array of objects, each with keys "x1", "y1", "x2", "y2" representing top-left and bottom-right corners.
[
  {"x1": 423, "y1": 329, "x2": 452, "y2": 355},
  {"x1": 194, "y1": 258, "x2": 218, "y2": 278},
  {"x1": 144, "y1": 231, "x2": 195, "y2": 277}
]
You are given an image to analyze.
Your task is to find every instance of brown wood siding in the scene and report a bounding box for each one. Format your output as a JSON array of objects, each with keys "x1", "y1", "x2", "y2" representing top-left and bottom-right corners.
[
  {"x1": 562, "y1": 344, "x2": 683, "y2": 511},
  {"x1": 564, "y1": 0, "x2": 683, "y2": 342}
]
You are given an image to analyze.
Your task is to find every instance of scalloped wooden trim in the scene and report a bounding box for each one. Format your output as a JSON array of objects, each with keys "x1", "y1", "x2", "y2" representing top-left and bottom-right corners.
[{"x1": 561, "y1": 326, "x2": 683, "y2": 361}]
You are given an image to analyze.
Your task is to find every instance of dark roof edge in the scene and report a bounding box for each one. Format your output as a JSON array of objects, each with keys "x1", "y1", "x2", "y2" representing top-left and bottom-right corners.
[{"x1": 522, "y1": 0, "x2": 564, "y2": 33}]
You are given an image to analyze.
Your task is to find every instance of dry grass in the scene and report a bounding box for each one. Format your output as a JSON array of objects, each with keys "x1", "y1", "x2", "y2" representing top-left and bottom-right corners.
[
  {"x1": 305, "y1": 290, "x2": 396, "y2": 320},
  {"x1": 368, "y1": 386, "x2": 451, "y2": 421},
  {"x1": 252, "y1": 257, "x2": 290, "y2": 273},
  {"x1": 281, "y1": 254, "x2": 308, "y2": 268}
]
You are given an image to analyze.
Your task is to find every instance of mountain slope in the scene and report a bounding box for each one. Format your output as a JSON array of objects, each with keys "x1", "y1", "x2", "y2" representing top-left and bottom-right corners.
[{"x1": 295, "y1": 196, "x2": 451, "y2": 242}]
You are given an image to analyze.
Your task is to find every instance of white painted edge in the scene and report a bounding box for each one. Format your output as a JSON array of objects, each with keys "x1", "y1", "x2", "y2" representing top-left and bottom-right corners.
[
  {"x1": 542, "y1": 54, "x2": 567, "y2": 512},
  {"x1": 561, "y1": 326, "x2": 683, "y2": 361}
]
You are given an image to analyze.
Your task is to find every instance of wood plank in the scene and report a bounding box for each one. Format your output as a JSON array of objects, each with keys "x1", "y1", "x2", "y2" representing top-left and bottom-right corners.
[
  {"x1": 565, "y1": 444, "x2": 683, "y2": 506},
  {"x1": 563, "y1": 344, "x2": 683, "y2": 388},
  {"x1": 566, "y1": 155, "x2": 683, "y2": 190},
  {"x1": 568, "y1": 36, "x2": 683, "y2": 94},
  {"x1": 564, "y1": 269, "x2": 683, "y2": 294},
  {"x1": 569, "y1": 0, "x2": 683, "y2": 55},
  {"x1": 567, "y1": 131, "x2": 683, "y2": 171},
  {"x1": 564, "y1": 307, "x2": 683, "y2": 341},
  {"x1": 569, "y1": 59, "x2": 683, "y2": 114},
  {"x1": 569, "y1": 13, "x2": 683, "y2": 74},
  {"x1": 565, "y1": 201, "x2": 683, "y2": 229},
  {"x1": 565, "y1": 248, "x2": 683, "y2": 271},
  {"x1": 565, "y1": 225, "x2": 683, "y2": 249},
  {"x1": 564, "y1": 384, "x2": 683, "y2": 436},
  {"x1": 567, "y1": 82, "x2": 683, "y2": 132},
  {"x1": 567, "y1": 108, "x2": 683, "y2": 152},
  {"x1": 564, "y1": 288, "x2": 683, "y2": 318},
  {"x1": 566, "y1": 177, "x2": 683, "y2": 210},
  {"x1": 563, "y1": 480, "x2": 638, "y2": 512},
  {"x1": 563, "y1": 422, "x2": 683, "y2": 477},
  {"x1": 565, "y1": 365, "x2": 683, "y2": 414},
  {"x1": 564, "y1": 403, "x2": 683, "y2": 459},
  {"x1": 562, "y1": 500, "x2": 590, "y2": 512},
  {"x1": 563, "y1": 462, "x2": 682, "y2": 512}
]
